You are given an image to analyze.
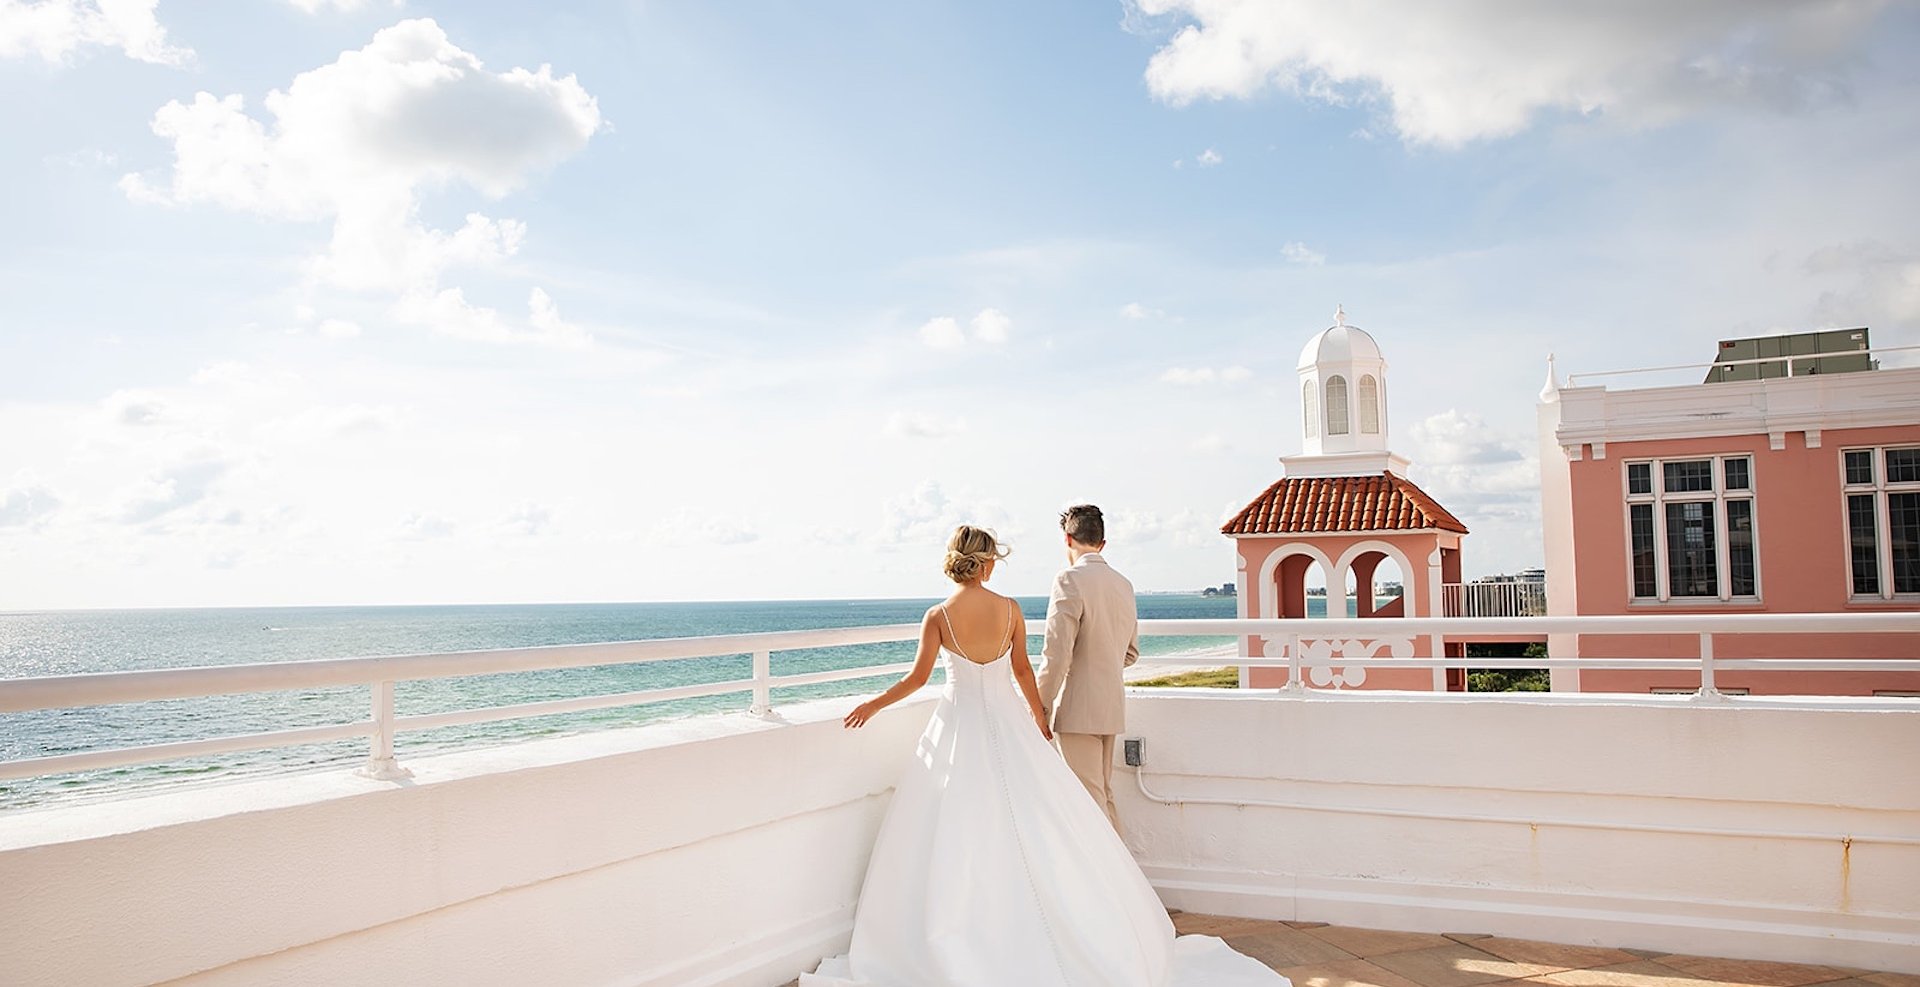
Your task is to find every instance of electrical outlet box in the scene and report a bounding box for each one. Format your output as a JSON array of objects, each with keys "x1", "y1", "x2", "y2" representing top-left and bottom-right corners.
[{"x1": 1122, "y1": 737, "x2": 1143, "y2": 767}]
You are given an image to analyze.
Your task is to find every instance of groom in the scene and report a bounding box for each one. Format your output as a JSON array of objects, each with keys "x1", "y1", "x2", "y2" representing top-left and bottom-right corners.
[{"x1": 1037, "y1": 503, "x2": 1140, "y2": 833}]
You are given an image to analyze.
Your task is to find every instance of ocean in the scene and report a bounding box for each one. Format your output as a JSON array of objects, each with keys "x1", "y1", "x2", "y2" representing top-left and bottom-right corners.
[{"x1": 0, "y1": 594, "x2": 1346, "y2": 811}]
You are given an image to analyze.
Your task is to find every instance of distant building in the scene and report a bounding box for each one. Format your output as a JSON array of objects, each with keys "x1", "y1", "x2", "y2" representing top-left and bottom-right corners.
[{"x1": 1538, "y1": 329, "x2": 1920, "y2": 695}]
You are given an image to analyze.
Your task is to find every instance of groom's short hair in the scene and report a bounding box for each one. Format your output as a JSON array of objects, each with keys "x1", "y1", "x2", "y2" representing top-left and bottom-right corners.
[{"x1": 1060, "y1": 504, "x2": 1105, "y2": 546}]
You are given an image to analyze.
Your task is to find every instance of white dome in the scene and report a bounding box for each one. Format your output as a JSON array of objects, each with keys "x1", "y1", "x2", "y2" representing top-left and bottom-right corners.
[{"x1": 1297, "y1": 323, "x2": 1384, "y2": 371}]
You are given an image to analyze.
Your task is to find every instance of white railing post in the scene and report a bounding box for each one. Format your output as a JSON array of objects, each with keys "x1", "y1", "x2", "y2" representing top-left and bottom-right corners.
[
  {"x1": 749, "y1": 649, "x2": 772, "y2": 716},
  {"x1": 357, "y1": 680, "x2": 412, "y2": 780},
  {"x1": 1695, "y1": 633, "x2": 1727, "y2": 702},
  {"x1": 1285, "y1": 633, "x2": 1306, "y2": 693}
]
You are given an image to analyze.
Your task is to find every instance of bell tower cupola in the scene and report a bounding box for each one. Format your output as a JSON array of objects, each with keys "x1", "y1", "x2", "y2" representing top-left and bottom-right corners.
[{"x1": 1285, "y1": 306, "x2": 1409, "y2": 478}]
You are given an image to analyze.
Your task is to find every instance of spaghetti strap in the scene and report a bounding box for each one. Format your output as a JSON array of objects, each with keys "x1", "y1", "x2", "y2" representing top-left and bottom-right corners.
[
  {"x1": 999, "y1": 598, "x2": 1017, "y2": 657},
  {"x1": 938, "y1": 605, "x2": 972, "y2": 663}
]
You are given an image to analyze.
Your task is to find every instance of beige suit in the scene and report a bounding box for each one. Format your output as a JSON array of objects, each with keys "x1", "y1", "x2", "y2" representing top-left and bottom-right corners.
[{"x1": 1036, "y1": 552, "x2": 1140, "y2": 832}]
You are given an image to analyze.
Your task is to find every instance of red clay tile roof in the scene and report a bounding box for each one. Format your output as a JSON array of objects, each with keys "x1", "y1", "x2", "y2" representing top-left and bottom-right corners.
[{"x1": 1221, "y1": 472, "x2": 1469, "y2": 535}]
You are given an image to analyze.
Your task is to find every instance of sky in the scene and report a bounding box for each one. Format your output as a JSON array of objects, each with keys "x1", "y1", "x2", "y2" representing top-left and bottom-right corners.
[{"x1": 2, "y1": 0, "x2": 1917, "y2": 609}]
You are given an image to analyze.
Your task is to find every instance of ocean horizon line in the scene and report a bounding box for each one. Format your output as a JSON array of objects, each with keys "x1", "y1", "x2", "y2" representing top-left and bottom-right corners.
[{"x1": 0, "y1": 590, "x2": 1256, "y2": 618}]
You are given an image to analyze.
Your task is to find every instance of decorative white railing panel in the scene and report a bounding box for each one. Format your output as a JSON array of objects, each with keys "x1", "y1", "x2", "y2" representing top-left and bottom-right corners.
[{"x1": 1, "y1": 613, "x2": 1916, "y2": 783}]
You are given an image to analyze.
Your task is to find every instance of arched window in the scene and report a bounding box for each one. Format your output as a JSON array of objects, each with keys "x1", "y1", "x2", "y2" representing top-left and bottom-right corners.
[
  {"x1": 1302, "y1": 380, "x2": 1318, "y2": 438},
  {"x1": 1358, "y1": 375, "x2": 1380, "y2": 434},
  {"x1": 1326, "y1": 375, "x2": 1350, "y2": 435}
]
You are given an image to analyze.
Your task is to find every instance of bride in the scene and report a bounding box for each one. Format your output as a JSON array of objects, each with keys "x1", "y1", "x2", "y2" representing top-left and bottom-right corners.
[{"x1": 803, "y1": 526, "x2": 1288, "y2": 986}]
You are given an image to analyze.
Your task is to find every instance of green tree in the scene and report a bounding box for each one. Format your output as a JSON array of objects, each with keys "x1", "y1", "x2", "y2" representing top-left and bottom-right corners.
[{"x1": 1464, "y1": 642, "x2": 1549, "y2": 692}]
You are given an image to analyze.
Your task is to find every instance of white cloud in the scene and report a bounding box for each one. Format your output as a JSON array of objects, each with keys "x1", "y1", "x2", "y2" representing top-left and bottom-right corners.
[
  {"x1": 1196, "y1": 147, "x2": 1222, "y2": 166},
  {"x1": 1409, "y1": 409, "x2": 1524, "y2": 465},
  {"x1": 120, "y1": 18, "x2": 601, "y2": 343},
  {"x1": 394, "y1": 285, "x2": 592, "y2": 348},
  {"x1": 261, "y1": 403, "x2": 398, "y2": 442},
  {"x1": 884, "y1": 412, "x2": 967, "y2": 440},
  {"x1": 189, "y1": 361, "x2": 254, "y2": 387},
  {"x1": 286, "y1": 0, "x2": 400, "y2": 12},
  {"x1": 1281, "y1": 241, "x2": 1325, "y2": 266},
  {"x1": 1133, "y1": 1, "x2": 1889, "y2": 145},
  {"x1": 878, "y1": 481, "x2": 1016, "y2": 550},
  {"x1": 42, "y1": 147, "x2": 116, "y2": 169},
  {"x1": 399, "y1": 512, "x2": 455, "y2": 540},
  {"x1": 917, "y1": 315, "x2": 965, "y2": 349},
  {"x1": 0, "y1": 474, "x2": 60, "y2": 528},
  {"x1": 497, "y1": 503, "x2": 552, "y2": 537},
  {"x1": 970, "y1": 307, "x2": 1011, "y2": 344},
  {"x1": 526, "y1": 287, "x2": 591, "y2": 346},
  {"x1": 1191, "y1": 433, "x2": 1228, "y2": 453},
  {"x1": 1805, "y1": 240, "x2": 1920, "y2": 326},
  {"x1": 1406, "y1": 410, "x2": 1540, "y2": 531},
  {"x1": 316, "y1": 317, "x2": 362, "y2": 339},
  {"x1": 644, "y1": 511, "x2": 757, "y2": 547},
  {"x1": 1160, "y1": 365, "x2": 1253, "y2": 385},
  {"x1": 114, "y1": 457, "x2": 229, "y2": 525},
  {"x1": 1119, "y1": 302, "x2": 1162, "y2": 320},
  {"x1": 1108, "y1": 508, "x2": 1166, "y2": 543},
  {"x1": 918, "y1": 309, "x2": 1013, "y2": 349},
  {"x1": 101, "y1": 388, "x2": 169, "y2": 426},
  {"x1": 0, "y1": 0, "x2": 192, "y2": 66}
]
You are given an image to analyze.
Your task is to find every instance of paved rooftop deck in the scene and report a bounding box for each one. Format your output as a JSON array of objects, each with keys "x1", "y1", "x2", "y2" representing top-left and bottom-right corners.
[{"x1": 786, "y1": 913, "x2": 1918, "y2": 986}]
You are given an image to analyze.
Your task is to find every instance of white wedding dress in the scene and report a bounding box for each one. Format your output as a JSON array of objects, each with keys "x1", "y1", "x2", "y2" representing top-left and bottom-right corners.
[{"x1": 803, "y1": 606, "x2": 1287, "y2": 987}]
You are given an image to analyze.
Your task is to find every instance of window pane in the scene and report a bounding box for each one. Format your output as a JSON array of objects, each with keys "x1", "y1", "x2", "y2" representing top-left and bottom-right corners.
[
  {"x1": 1723, "y1": 457, "x2": 1750, "y2": 491},
  {"x1": 1845, "y1": 450, "x2": 1874, "y2": 485},
  {"x1": 1891, "y1": 492, "x2": 1920, "y2": 594},
  {"x1": 1664, "y1": 501, "x2": 1718, "y2": 597},
  {"x1": 1627, "y1": 463, "x2": 1651, "y2": 496},
  {"x1": 1726, "y1": 499, "x2": 1755, "y2": 596},
  {"x1": 1302, "y1": 381, "x2": 1317, "y2": 439},
  {"x1": 1849, "y1": 494, "x2": 1880, "y2": 595},
  {"x1": 1663, "y1": 460, "x2": 1713, "y2": 493},
  {"x1": 1325, "y1": 376, "x2": 1349, "y2": 436},
  {"x1": 1630, "y1": 504, "x2": 1657, "y2": 598},
  {"x1": 1357, "y1": 375, "x2": 1380, "y2": 434},
  {"x1": 1888, "y1": 448, "x2": 1920, "y2": 484}
]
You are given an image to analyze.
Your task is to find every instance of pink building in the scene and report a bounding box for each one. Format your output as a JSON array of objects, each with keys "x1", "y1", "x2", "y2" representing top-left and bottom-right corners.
[
  {"x1": 1223, "y1": 312, "x2": 1478, "y2": 691},
  {"x1": 1538, "y1": 333, "x2": 1920, "y2": 695}
]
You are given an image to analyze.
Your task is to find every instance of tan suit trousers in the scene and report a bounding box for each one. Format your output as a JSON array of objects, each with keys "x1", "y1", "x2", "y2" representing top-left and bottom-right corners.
[{"x1": 1056, "y1": 732, "x2": 1119, "y2": 834}]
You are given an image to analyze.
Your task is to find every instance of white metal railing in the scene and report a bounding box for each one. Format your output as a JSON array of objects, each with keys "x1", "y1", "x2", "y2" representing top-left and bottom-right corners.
[
  {"x1": 0, "y1": 624, "x2": 926, "y2": 784},
  {"x1": 1, "y1": 613, "x2": 1917, "y2": 785},
  {"x1": 1441, "y1": 581, "x2": 1545, "y2": 617}
]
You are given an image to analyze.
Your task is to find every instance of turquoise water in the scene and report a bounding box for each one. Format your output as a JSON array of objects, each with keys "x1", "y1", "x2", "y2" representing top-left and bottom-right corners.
[{"x1": 0, "y1": 595, "x2": 1267, "y2": 810}]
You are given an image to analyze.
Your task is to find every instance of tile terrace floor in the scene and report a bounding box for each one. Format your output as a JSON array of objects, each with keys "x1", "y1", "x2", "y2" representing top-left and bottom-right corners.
[{"x1": 783, "y1": 913, "x2": 1918, "y2": 987}]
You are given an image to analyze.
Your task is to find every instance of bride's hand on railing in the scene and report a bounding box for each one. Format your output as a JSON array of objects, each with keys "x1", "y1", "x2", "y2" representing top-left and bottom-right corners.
[{"x1": 844, "y1": 700, "x2": 882, "y2": 729}]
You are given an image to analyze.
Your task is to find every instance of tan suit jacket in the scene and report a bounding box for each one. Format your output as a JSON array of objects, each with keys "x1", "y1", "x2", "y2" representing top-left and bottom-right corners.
[{"x1": 1037, "y1": 553, "x2": 1140, "y2": 736}]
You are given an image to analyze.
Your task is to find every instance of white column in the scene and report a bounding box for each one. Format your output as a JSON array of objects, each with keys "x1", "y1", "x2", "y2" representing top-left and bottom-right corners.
[{"x1": 1538, "y1": 369, "x2": 1581, "y2": 693}]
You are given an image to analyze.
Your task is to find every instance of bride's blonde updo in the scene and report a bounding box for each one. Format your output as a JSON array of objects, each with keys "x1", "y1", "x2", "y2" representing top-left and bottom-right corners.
[{"x1": 943, "y1": 525, "x2": 1010, "y2": 583}]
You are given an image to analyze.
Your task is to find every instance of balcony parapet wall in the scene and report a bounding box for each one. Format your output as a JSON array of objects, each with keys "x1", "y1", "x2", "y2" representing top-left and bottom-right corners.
[
  {"x1": 1123, "y1": 691, "x2": 1920, "y2": 973},
  {"x1": 1, "y1": 690, "x2": 1916, "y2": 984},
  {"x1": 0, "y1": 694, "x2": 936, "y2": 987}
]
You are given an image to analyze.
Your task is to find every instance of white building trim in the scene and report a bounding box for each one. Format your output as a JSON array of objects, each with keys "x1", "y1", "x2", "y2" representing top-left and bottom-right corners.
[{"x1": 1552, "y1": 366, "x2": 1920, "y2": 453}]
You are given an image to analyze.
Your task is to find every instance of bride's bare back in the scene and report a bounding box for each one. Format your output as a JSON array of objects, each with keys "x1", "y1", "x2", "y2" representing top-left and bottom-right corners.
[
  {"x1": 843, "y1": 525, "x2": 1049, "y2": 737},
  {"x1": 936, "y1": 586, "x2": 1018, "y2": 664}
]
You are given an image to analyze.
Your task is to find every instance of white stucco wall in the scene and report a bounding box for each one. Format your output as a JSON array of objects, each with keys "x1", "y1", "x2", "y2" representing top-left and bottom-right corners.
[
  {"x1": 2, "y1": 690, "x2": 1915, "y2": 985},
  {"x1": 0, "y1": 693, "x2": 938, "y2": 987},
  {"x1": 1121, "y1": 690, "x2": 1920, "y2": 973}
]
